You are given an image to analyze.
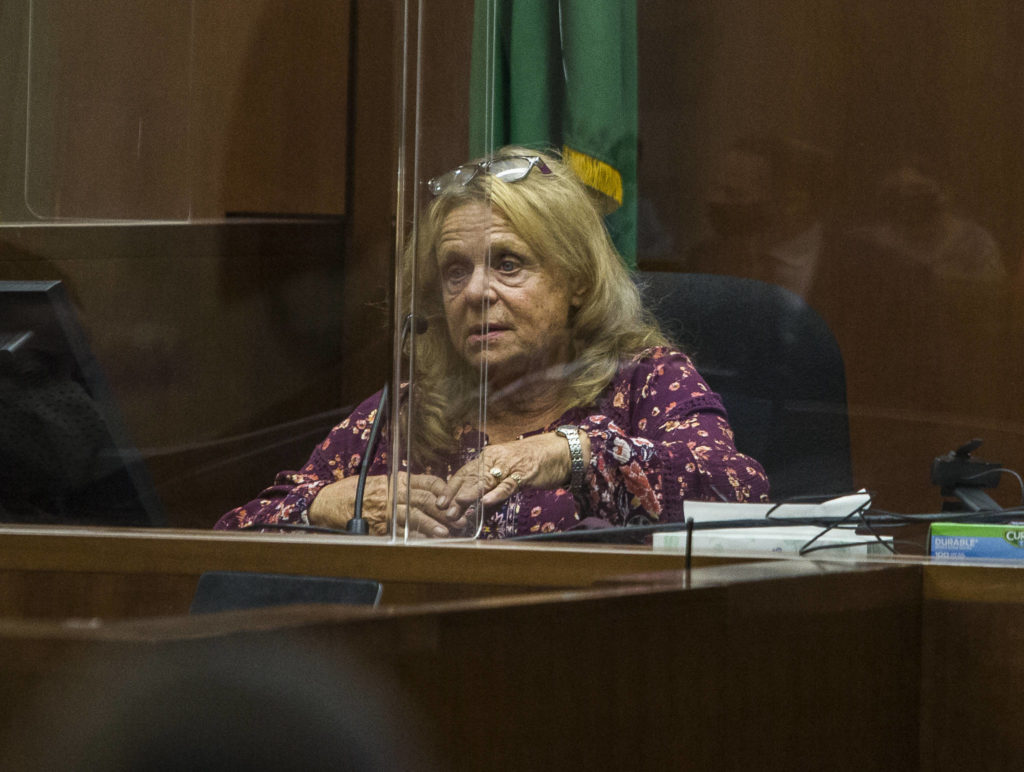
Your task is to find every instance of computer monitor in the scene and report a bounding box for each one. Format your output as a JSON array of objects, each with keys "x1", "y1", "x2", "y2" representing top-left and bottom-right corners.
[{"x1": 0, "y1": 280, "x2": 164, "y2": 526}]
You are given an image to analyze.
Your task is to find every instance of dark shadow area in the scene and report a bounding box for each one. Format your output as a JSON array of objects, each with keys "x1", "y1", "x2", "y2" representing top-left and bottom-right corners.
[
  {"x1": 637, "y1": 271, "x2": 854, "y2": 500},
  {"x1": 1, "y1": 634, "x2": 434, "y2": 771}
]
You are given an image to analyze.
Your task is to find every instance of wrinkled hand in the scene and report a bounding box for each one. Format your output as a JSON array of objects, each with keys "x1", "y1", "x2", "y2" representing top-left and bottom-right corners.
[
  {"x1": 438, "y1": 432, "x2": 590, "y2": 517},
  {"x1": 309, "y1": 472, "x2": 461, "y2": 537}
]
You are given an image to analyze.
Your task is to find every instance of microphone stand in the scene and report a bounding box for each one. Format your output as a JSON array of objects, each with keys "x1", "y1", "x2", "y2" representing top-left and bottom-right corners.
[
  {"x1": 347, "y1": 314, "x2": 426, "y2": 535},
  {"x1": 347, "y1": 385, "x2": 387, "y2": 534}
]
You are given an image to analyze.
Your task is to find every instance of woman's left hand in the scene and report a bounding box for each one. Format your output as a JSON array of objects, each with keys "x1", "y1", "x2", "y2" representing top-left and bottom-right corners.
[{"x1": 438, "y1": 431, "x2": 591, "y2": 517}]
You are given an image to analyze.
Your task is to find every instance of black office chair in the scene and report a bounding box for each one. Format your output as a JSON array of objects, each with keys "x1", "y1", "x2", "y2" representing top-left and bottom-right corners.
[
  {"x1": 635, "y1": 272, "x2": 854, "y2": 500},
  {"x1": 189, "y1": 571, "x2": 382, "y2": 614}
]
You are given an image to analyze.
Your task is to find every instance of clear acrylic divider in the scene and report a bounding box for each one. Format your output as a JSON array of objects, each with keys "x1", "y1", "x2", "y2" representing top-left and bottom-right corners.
[
  {"x1": 389, "y1": 0, "x2": 500, "y2": 543},
  {"x1": 24, "y1": 0, "x2": 193, "y2": 222}
]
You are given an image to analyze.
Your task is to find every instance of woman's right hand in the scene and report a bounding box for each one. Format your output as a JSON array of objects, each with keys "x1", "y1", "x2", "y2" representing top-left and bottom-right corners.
[{"x1": 308, "y1": 473, "x2": 459, "y2": 537}]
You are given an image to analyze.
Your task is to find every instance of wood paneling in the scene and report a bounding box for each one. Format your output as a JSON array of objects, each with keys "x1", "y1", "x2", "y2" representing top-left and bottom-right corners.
[
  {"x1": 635, "y1": 1, "x2": 1024, "y2": 513},
  {"x1": 920, "y1": 563, "x2": 1024, "y2": 770},
  {"x1": 0, "y1": 221, "x2": 347, "y2": 529},
  {"x1": 14, "y1": 0, "x2": 350, "y2": 220},
  {"x1": 0, "y1": 531, "x2": 923, "y2": 770},
  {"x1": 0, "y1": 525, "x2": 750, "y2": 618},
  {"x1": 192, "y1": 0, "x2": 350, "y2": 217},
  {"x1": 6, "y1": 530, "x2": 1024, "y2": 768}
]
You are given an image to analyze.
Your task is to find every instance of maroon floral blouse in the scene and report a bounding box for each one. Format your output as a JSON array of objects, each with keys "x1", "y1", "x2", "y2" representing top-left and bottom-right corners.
[{"x1": 214, "y1": 347, "x2": 770, "y2": 537}]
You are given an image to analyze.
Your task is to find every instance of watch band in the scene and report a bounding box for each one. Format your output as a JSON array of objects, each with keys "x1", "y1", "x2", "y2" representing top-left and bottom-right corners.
[{"x1": 555, "y1": 425, "x2": 586, "y2": 494}]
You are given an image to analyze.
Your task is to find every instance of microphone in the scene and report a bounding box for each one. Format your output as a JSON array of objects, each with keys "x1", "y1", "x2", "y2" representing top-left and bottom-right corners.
[{"x1": 348, "y1": 314, "x2": 428, "y2": 534}]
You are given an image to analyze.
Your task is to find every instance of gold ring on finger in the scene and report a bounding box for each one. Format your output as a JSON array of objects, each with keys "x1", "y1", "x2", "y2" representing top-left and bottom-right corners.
[
  {"x1": 489, "y1": 466, "x2": 504, "y2": 480},
  {"x1": 510, "y1": 472, "x2": 523, "y2": 490}
]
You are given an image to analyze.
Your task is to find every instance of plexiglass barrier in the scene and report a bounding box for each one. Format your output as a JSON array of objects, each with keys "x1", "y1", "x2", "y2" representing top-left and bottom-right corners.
[
  {"x1": 1, "y1": 0, "x2": 1023, "y2": 541},
  {"x1": 1, "y1": 0, "x2": 354, "y2": 530},
  {"x1": 389, "y1": 0, "x2": 1024, "y2": 546},
  {"x1": 24, "y1": 0, "x2": 194, "y2": 222},
  {"x1": 391, "y1": 0, "x2": 689, "y2": 542}
]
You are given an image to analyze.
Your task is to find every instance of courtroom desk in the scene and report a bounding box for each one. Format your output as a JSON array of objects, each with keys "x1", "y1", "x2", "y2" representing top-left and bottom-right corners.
[
  {"x1": 0, "y1": 525, "x2": 756, "y2": 620},
  {"x1": 919, "y1": 562, "x2": 1024, "y2": 771},
  {"x1": 2, "y1": 526, "x2": 1024, "y2": 769},
  {"x1": 0, "y1": 554, "x2": 920, "y2": 771}
]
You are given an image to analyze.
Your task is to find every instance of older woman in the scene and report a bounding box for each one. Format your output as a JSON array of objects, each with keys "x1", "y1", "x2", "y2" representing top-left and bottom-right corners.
[{"x1": 215, "y1": 148, "x2": 769, "y2": 537}]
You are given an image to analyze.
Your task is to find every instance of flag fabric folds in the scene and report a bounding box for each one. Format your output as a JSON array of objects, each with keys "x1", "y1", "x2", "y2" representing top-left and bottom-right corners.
[{"x1": 469, "y1": 0, "x2": 638, "y2": 267}]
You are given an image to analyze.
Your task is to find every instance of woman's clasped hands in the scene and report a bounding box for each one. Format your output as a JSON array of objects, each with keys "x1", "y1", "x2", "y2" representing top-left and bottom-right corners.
[
  {"x1": 309, "y1": 432, "x2": 580, "y2": 538},
  {"x1": 308, "y1": 472, "x2": 455, "y2": 537},
  {"x1": 437, "y1": 431, "x2": 581, "y2": 524}
]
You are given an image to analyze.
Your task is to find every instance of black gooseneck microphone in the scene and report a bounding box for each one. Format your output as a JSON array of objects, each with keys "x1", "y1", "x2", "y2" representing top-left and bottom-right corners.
[{"x1": 348, "y1": 314, "x2": 428, "y2": 534}]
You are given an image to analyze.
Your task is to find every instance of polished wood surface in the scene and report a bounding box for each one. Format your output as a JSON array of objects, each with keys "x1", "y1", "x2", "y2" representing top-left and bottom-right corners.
[
  {"x1": 6, "y1": 0, "x2": 350, "y2": 219},
  {"x1": 3, "y1": 527, "x2": 1024, "y2": 768},
  {"x1": 919, "y1": 561, "x2": 1024, "y2": 771},
  {"x1": 0, "y1": 525, "x2": 748, "y2": 618},
  {"x1": 0, "y1": 534, "x2": 920, "y2": 770}
]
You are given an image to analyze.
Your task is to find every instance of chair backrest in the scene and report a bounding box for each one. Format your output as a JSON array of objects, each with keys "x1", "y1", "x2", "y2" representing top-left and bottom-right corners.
[
  {"x1": 190, "y1": 571, "x2": 382, "y2": 614},
  {"x1": 635, "y1": 271, "x2": 854, "y2": 500}
]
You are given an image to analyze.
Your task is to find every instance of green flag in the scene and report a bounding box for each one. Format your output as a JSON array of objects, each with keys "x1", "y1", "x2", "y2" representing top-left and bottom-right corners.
[{"x1": 469, "y1": 0, "x2": 638, "y2": 268}]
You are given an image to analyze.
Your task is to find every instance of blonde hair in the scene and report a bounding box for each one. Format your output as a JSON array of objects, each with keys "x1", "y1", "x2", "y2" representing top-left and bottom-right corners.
[{"x1": 402, "y1": 147, "x2": 668, "y2": 459}]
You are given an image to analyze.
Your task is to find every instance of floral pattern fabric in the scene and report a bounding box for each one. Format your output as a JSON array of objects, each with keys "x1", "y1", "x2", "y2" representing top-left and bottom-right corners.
[{"x1": 214, "y1": 347, "x2": 769, "y2": 537}]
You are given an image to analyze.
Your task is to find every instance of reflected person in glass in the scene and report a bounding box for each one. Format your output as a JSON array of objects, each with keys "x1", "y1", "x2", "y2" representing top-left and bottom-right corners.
[
  {"x1": 215, "y1": 148, "x2": 769, "y2": 538},
  {"x1": 686, "y1": 133, "x2": 833, "y2": 300},
  {"x1": 847, "y1": 157, "x2": 1005, "y2": 280}
]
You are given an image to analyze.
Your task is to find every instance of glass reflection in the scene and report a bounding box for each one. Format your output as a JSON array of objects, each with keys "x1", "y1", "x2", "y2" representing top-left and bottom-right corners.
[
  {"x1": 0, "y1": 280, "x2": 163, "y2": 524},
  {"x1": 0, "y1": 0, "x2": 1022, "y2": 533},
  {"x1": 24, "y1": 0, "x2": 194, "y2": 221},
  {"x1": 214, "y1": 143, "x2": 770, "y2": 539},
  {"x1": 2, "y1": 0, "x2": 356, "y2": 530},
  {"x1": 636, "y1": 0, "x2": 1024, "y2": 515}
]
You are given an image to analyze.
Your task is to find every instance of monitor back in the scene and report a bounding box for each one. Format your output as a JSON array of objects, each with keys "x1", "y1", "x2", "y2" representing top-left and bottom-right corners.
[{"x1": 0, "y1": 280, "x2": 164, "y2": 526}]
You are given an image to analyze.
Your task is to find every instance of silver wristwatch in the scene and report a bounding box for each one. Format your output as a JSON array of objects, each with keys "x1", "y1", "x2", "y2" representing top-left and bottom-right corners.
[{"x1": 555, "y1": 425, "x2": 585, "y2": 494}]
